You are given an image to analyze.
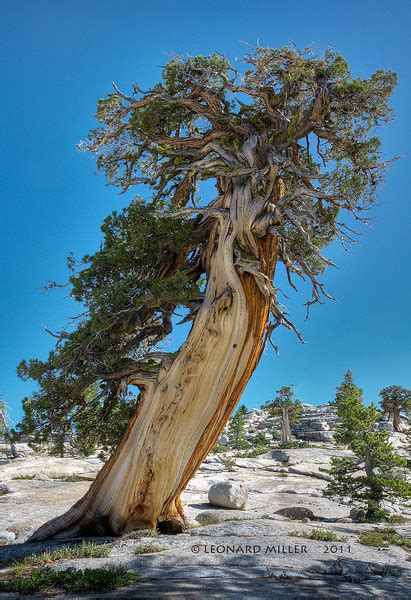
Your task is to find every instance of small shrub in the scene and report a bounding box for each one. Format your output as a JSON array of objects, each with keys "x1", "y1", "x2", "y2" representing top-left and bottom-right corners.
[
  {"x1": 289, "y1": 528, "x2": 347, "y2": 542},
  {"x1": 243, "y1": 445, "x2": 270, "y2": 458},
  {"x1": 133, "y1": 543, "x2": 166, "y2": 555},
  {"x1": 309, "y1": 528, "x2": 346, "y2": 542},
  {"x1": 282, "y1": 440, "x2": 313, "y2": 449},
  {"x1": 0, "y1": 567, "x2": 139, "y2": 594},
  {"x1": 213, "y1": 443, "x2": 224, "y2": 453},
  {"x1": 358, "y1": 527, "x2": 410, "y2": 549},
  {"x1": 12, "y1": 474, "x2": 35, "y2": 480},
  {"x1": 387, "y1": 514, "x2": 407, "y2": 525},
  {"x1": 357, "y1": 505, "x2": 391, "y2": 523},
  {"x1": 219, "y1": 454, "x2": 236, "y2": 471},
  {"x1": 145, "y1": 528, "x2": 160, "y2": 538},
  {"x1": 270, "y1": 429, "x2": 281, "y2": 441},
  {"x1": 358, "y1": 530, "x2": 391, "y2": 547}
]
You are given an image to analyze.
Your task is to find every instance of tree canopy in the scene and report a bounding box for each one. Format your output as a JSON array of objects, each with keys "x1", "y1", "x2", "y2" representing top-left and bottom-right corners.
[
  {"x1": 16, "y1": 47, "x2": 397, "y2": 454},
  {"x1": 379, "y1": 385, "x2": 410, "y2": 431},
  {"x1": 264, "y1": 385, "x2": 302, "y2": 444}
]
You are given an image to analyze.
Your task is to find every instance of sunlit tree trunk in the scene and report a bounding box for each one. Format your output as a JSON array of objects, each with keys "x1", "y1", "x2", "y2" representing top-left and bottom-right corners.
[
  {"x1": 280, "y1": 408, "x2": 292, "y2": 445},
  {"x1": 30, "y1": 177, "x2": 281, "y2": 540}
]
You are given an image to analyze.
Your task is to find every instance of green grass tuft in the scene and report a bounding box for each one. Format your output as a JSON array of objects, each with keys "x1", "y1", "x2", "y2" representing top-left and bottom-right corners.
[
  {"x1": 133, "y1": 543, "x2": 167, "y2": 555},
  {"x1": 0, "y1": 567, "x2": 139, "y2": 594},
  {"x1": 122, "y1": 528, "x2": 159, "y2": 539},
  {"x1": 289, "y1": 528, "x2": 347, "y2": 542},
  {"x1": 10, "y1": 541, "x2": 111, "y2": 572}
]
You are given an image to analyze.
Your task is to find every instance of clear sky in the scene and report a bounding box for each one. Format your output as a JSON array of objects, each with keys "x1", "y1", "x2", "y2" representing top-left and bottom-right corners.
[{"x1": 1, "y1": 0, "x2": 410, "y2": 425}]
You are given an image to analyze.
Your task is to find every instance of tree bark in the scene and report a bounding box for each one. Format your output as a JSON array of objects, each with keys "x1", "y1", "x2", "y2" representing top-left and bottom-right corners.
[
  {"x1": 30, "y1": 176, "x2": 281, "y2": 541},
  {"x1": 280, "y1": 408, "x2": 292, "y2": 445},
  {"x1": 392, "y1": 408, "x2": 402, "y2": 432}
]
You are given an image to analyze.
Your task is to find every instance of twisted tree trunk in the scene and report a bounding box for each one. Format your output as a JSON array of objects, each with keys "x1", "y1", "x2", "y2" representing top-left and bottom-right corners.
[{"x1": 30, "y1": 176, "x2": 281, "y2": 540}]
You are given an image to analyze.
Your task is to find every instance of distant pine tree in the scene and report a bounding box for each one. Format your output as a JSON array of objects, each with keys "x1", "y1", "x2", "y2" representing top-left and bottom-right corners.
[
  {"x1": 264, "y1": 385, "x2": 302, "y2": 445},
  {"x1": 379, "y1": 385, "x2": 410, "y2": 432},
  {"x1": 227, "y1": 405, "x2": 250, "y2": 450}
]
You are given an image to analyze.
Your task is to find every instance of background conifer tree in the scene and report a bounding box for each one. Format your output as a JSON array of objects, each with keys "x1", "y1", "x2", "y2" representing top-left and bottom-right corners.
[
  {"x1": 325, "y1": 371, "x2": 410, "y2": 520},
  {"x1": 264, "y1": 385, "x2": 302, "y2": 445},
  {"x1": 227, "y1": 405, "x2": 250, "y2": 450},
  {"x1": 379, "y1": 385, "x2": 410, "y2": 432}
]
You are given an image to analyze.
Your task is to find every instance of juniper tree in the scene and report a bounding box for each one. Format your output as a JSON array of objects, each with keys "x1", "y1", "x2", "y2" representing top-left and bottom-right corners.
[
  {"x1": 325, "y1": 372, "x2": 410, "y2": 520},
  {"x1": 17, "y1": 46, "x2": 397, "y2": 540},
  {"x1": 263, "y1": 385, "x2": 302, "y2": 444},
  {"x1": 379, "y1": 385, "x2": 411, "y2": 432}
]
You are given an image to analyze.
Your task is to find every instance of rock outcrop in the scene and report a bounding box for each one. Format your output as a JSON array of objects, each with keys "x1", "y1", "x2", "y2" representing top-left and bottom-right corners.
[{"x1": 219, "y1": 403, "x2": 342, "y2": 445}]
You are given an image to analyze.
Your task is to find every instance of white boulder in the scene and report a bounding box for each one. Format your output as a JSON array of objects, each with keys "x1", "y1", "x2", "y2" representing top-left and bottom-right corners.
[{"x1": 208, "y1": 481, "x2": 248, "y2": 509}]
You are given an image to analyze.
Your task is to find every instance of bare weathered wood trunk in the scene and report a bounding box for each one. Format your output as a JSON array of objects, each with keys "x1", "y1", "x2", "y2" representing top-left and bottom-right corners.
[
  {"x1": 392, "y1": 409, "x2": 402, "y2": 432},
  {"x1": 30, "y1": 176, "x2": 281, "y2": 541},
  {"x1": 280, "y1": 408, "x2": 292, "y2": 445}
]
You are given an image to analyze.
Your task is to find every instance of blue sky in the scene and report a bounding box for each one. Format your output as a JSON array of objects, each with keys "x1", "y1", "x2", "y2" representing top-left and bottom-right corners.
[{"x1": 1, "y1": 0, "x2": 410, "y2": 425}]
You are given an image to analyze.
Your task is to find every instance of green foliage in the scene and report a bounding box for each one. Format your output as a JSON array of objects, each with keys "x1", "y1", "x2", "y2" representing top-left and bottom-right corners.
[
  {"x1": 264, "y1": 385, "x2": 302, "y2": 443},
  {"x1": 227, "y1": 405, "x2": 250, "y2": 450},
  {"x1": 270, "y1": 429, "x2": 282, "y2": 442},
  {"x1": 0, "y1": 567, "x2": 139, "y2": 595},
  {"x1": 195, "y1": 515, "x2": 220, "y2": 526},
  {"x1": 252, "y1": 431, "x2": 268, "y2": 446},
  {"x1": 219, "y1": 454, "x2": 237, "y2": 471},
  {"x1": 16, "y1": 200, "x2": 204, "y2": 455},
  {"x1": 358, "y1": 527, "x2": 410, "y2": 549},
  {"x1": 325, "y1": 372, "x2": 411, "y2": 520},
  {"x1": 289, "y1": 528, "x2": 347, "y2": 542},
  {"x1": 379, "y1": 385, "x2": 410, "y2": 431},
  {"x1": 280, "y1": 440, "x2": 312, "y2": 449},
  {"x1": 213, "y1": 443, "x2": 225, "y2": 453},
  {"x1": 121, "y1": 528, "x2": 159, "y2": 539},
  {"x1": 386, "y1": 514, "x2": 407, "y2": 525},
  {"x1": 264, "y1": 386, "x2": 302, "y2": 422},
  {"x1": 133, "y1": 543, "x2": 166, "y2": 555},
  {"x1": 9, "y1": 542, "x2": 110, "y2": 572},
  {"x1": 240, "y1": 430, "x2": 270, "y2": 456}
]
